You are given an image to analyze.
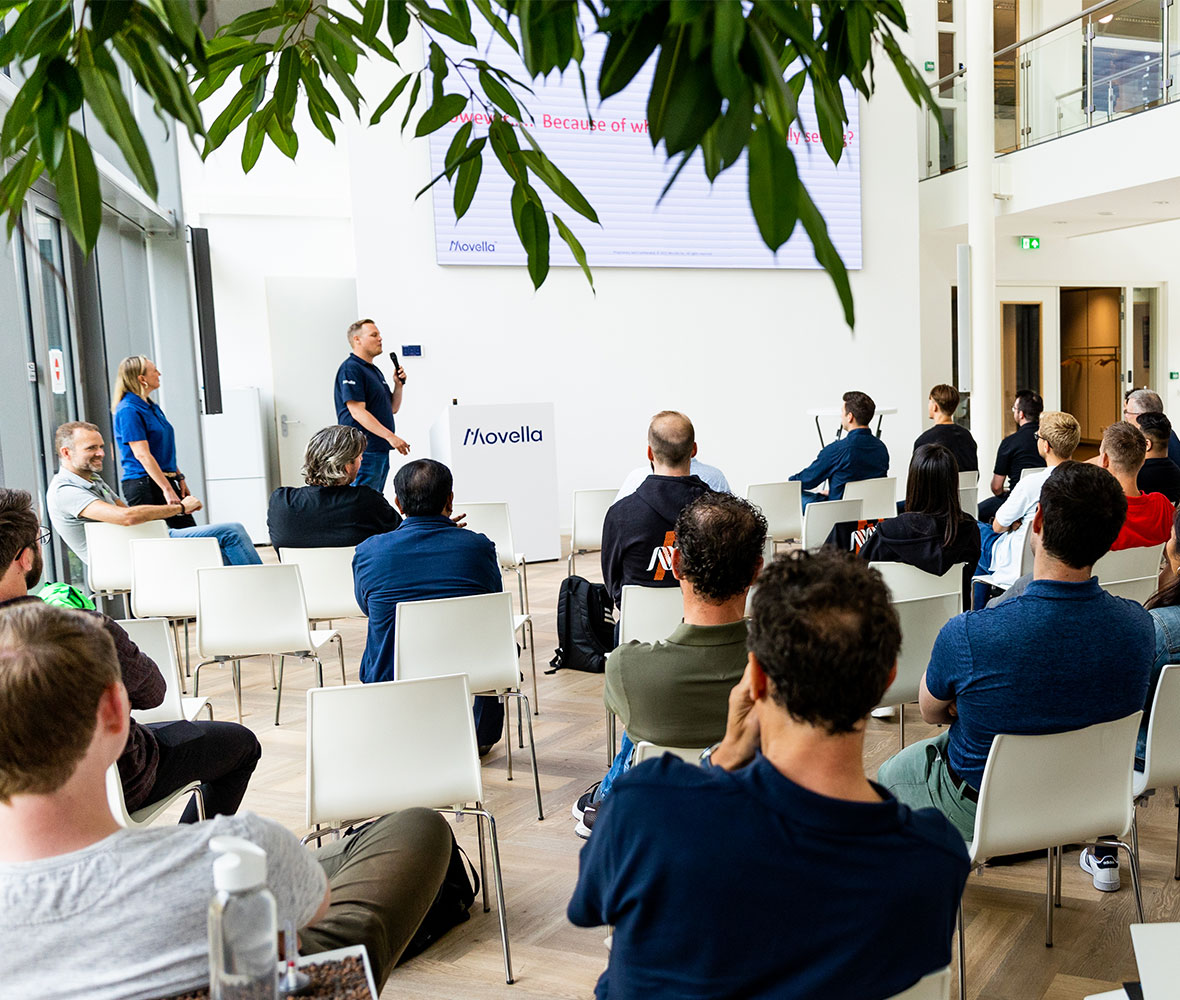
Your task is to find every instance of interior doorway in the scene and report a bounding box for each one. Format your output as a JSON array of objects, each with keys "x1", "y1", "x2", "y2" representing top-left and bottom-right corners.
[{"x1": 1060, "y1": 287, "x2": 1122, "y2": 453}]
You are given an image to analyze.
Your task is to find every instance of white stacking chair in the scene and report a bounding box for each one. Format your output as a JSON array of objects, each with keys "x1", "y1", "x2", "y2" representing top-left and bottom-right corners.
[
  {"x1": 958, "y1": 486, "x2": 977, "y2": 516},
  {"x1": 304, "y1": 675, "x2": 514, "y2": 984},
  {"x1": 277, "y1": 546, "x2": 365, "y2": 623},
  {"x1": 870, "y1": 562, "x2": 964, "y2": 607},
  {"x1": 568, "y1": 489, "x2": 617, "y2": 576},
  {"x1": 632, "y1": 741, "x2": 708, "y2": 766},
  {"x1": 394, "y1": 592, "x2": 542, "y2": 821},
  {"x1": 86, "y1": 520, "x2": 169, "y2": 599},
  {"x1": 956, "y1": 713, "x2": 1144, "y2": 1000},
  {"x1": 1133, "y1": 664, "x2": 1180, "y2": 879},
  {"x1": 129, "y1": 536, "x2": 223, "y2": 684},
  {"x1": 801, "y1": 497, "x2": 863, "y2": 551},
  {"x1": 1094, "y1": 544, "x2": 1165, "y2": 604},
  {"x1": 618, "y1": 584, "x2": 683, "y2": 644},
  {"x1": 888, "y1": 968, "x2": 951, "y2": 1000},
  {"x1": 117, "y1": 617, "x2": 212, "y2": 724},
  {"x1": 193, "y1": 564, "x2": 344, "y2": 726},
  {"x1": 106, "y1": 762, "x2": 204, "y2": 828},
  {"x1": 841, "y1": 477, "x2": 898, "y2": 520},
  {"x1": 971, "y1": 524, "x2": 1034, "y2": 601},
  {"x1": 958, "y1": 471, "x2": 979, "y2": 489},
  {"x1": 455, "y1": 502, "x2": 529, "y2": 614},
  {"x1": 1020, "y1": 465, "x2": 1042, "y2": 481},
  {"x1": 746, "y1": 481, "x2": 804, "y2": 551}
]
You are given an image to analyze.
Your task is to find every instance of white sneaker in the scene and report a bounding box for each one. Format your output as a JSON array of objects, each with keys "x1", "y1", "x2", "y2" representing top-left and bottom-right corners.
[
  {"x1": 1079, "y1": 847, "x2": 1120, "y2": 892},
  {"x1": 871, "y1": 706, "x2": 897, "y2": 719}
]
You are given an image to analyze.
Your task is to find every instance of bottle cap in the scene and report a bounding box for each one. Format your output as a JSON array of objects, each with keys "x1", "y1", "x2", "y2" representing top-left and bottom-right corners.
[{"x1": 210, "y1": 836, "x2": 267, "y2": 892}]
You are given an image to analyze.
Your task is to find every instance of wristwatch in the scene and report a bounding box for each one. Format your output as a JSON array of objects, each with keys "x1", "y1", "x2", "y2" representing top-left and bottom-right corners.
[{"x1": 699, "y1": 743, "x2": 721, "y2": 768}]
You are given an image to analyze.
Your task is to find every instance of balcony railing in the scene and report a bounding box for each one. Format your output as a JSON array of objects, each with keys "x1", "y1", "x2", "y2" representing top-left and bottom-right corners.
[{"x1": 923, "y1": 0, "x2": 1180, "y2": 179}]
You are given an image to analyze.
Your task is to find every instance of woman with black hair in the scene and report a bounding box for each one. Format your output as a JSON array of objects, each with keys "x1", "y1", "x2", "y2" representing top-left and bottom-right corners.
[{"x1": 858, "y1": 443, "x2": 981, "y2": 606}]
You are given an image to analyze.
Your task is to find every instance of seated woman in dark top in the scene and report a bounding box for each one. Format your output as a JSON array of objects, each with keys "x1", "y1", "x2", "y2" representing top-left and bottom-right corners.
[
  {"x1": 268, "y1": 425, "x2": 402, "y2": 549},
  {"x1": 859, "y1": 443, "x2": 981, "y2": 606}
]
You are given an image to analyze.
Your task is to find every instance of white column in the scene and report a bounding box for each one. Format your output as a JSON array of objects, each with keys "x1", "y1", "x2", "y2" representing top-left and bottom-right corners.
[{"x1": 966, "y1": 1, "x2": 1000, "y2": 467}]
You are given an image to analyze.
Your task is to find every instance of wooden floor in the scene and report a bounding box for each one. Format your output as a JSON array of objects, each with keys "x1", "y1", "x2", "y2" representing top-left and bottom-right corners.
[{"x1": 172, "y1": 546, "x2": 1180, "y2": 999}]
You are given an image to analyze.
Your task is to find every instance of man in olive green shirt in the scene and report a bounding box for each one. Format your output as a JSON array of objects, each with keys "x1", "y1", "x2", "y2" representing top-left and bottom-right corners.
[{"x1": 573, "y1": 493, "x2": 767, "y2": 838}]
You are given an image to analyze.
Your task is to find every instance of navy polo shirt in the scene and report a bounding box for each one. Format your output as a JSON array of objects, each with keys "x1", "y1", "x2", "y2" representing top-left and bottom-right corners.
[
  {"x1": 113, "y1": 394, "x2": 178, "y2": 479},
  {"x1": 335, "y1": 354, "x2": 395, "y2": 453},
  {"x1": 569, "y1": 754, "x2": 969, "y2": 999}
]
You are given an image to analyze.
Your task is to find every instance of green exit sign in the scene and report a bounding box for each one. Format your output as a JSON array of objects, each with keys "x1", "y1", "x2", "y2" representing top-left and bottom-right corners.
[
  {"x1": 925, "y1": 60, "x2": 935, "y2": 72},
  {"x1": 1020, "y1": 236, "x2": 1041, "y2": 250}
]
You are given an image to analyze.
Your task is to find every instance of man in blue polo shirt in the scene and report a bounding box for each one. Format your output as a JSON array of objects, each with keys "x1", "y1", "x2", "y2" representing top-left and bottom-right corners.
[
  {"x1": 569, "y1": 550, "x2": 969, "y2": 999},
  {"x1": 334, "y1": 318, "x2": 409, "y2": 494},
  {"x1": 790, "y1": 390, "x2": 889, "y2": 508},
  {"x1": 353, "y1": 459, "x2": 504, "y2": 752},
  {"x1": 878, "y1": 461, "x2": 1152, "y2": 892}
]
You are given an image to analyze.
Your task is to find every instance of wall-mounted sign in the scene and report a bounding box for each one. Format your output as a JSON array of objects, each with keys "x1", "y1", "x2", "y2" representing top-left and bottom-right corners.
[
  {"x1": 48, "y1": 348, "x2": 66, "y2": 394},
  {"x1": 1020, "y1": 236, "x2": 1041, "y2": 250}
]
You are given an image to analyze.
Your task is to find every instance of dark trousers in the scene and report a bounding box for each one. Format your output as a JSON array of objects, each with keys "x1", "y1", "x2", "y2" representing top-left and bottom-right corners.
[
  {"x1": 473, "y1": 695, "x2": 505, "y2": 750},
  {"x1": 976, "y1": 492, "x2": 1007, "y2": 524},
  {"x1": 139, "y1": 720, "x2": 262, "y2": 823},
  {"x1": 122, "y1": 475, "x2": 196, "y2": 528}
]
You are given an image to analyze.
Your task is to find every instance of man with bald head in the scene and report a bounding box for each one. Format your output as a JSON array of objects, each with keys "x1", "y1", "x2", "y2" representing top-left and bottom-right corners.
[{"x1": 600, "y1": 411, "x2": 712, "y2": 609}]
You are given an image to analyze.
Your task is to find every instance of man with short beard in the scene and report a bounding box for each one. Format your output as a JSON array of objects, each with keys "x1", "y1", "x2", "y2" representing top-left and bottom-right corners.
[{"x1": 0, "y1": 488, "x2": 260, "y2": 821}]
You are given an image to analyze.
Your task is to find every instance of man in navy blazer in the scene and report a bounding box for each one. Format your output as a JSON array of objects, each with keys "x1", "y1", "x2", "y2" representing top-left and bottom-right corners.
[{"x1": 353, "y1": 458, "x2": 504, "y2": 751}]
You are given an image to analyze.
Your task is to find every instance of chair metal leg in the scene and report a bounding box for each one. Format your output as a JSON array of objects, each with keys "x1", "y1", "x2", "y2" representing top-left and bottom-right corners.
[
  {"x1": 183, "y1": 618, "x2": 191, "y2": 678},
  {"x1": 315, "y1": 657, "x2": 324, "y2": 688},
  {"x1": 1174, "y1": 786, "x2": 1180, "y2": 880},
  {"x1": 270, "y1": 654, "x2": 277, "y2": 689},
  {"x1": 957, "y1": 900, "x2": 966, "y2": 1000},
  {"x1": 194, "y1": 787, "x2": 206, "y2": 822},
  {"x1": 898, "y1": 704, "x2": 905, "y2": 749},
  {"x1": 232, "y1": 660, "x2": 243, "y2": 724},
  {"x1": 607, "y1": 710, "x2": 617, "y2": 766},
  {"x1": 203, "y1": 702, "x2": 215, "y2": 721},
  {"x1": 475, "y1": 806, "x2": 514, "y2": 985},
  {"x1": 512, "y1": 691, "x2": 544, "y2": 820},
  {"x1": 274, "y1": 658, "x2": 285, "y2": 726},
  {"x1": 567, "y1": 551, "x2": 575, "y2": 577},
  {"x1": 1054, "y1": 845, "x2": 1062, "y2": 907},
  {"x1": 527, "y1": 618, "x2": 538, "y2": 714},
  {"x1": 474, "y1": 811, "x2": 489, "y2": 912},
  {"x1": 336, "y1": 635, "x2": 346, "y2": 684},
  {"x1": 503, "y1": 695, "x2": 513, "y2": 781},
  {"x1": 1045, "y1": 847, "x2": 1054, "y2": 947},
  {"x1": 1109, "y1": 839, "x2": 1146, "y2": 922},
  {"x1": 172, "y1": 621, "x2": 188, "y2": 693},
  {"x1": 1131, "y1": 809, "x2": 1141, "y2": 871},
  {"x1": 521, "y1": 561, "x2": 529, "y2": 617}
]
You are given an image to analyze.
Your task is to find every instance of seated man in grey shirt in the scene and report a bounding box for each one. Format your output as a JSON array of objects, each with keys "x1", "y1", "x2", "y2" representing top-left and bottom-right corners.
[
  {"x1": 47, "y1": 421, "x2": 259, "y2": 566},
  {"x1": 0, "y1": 602, "x2": 451, "y2": 1000}
]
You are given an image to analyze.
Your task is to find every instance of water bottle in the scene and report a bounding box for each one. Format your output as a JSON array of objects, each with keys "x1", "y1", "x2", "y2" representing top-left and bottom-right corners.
[{"x1": 208, "y1": 836, "x2": 278, "y2": 1000}]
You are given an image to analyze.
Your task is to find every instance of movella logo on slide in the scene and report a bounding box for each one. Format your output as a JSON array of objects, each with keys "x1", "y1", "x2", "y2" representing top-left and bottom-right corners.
[{"x1": 463, "y1": 426, "x2": 544, "y2": 446}]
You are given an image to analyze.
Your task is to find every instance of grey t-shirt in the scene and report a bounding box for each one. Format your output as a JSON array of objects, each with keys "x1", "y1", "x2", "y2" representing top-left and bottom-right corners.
[
  {"x1": 47, "y1": 468, "x2": 121, "y2": 564},
  {"x1": 0, "y1": 812, "x2": 327, "y2": 1000}
]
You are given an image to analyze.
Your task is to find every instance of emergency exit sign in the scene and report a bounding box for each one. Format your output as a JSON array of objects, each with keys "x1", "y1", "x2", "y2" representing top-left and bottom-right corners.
[{"x1": 1020, "y1": 236, "x2": 1041, "y2": 250}]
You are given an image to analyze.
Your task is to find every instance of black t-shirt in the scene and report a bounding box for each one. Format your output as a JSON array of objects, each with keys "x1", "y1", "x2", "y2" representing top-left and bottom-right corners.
[
  {"x1": 267, "y1": 485, "x2": 402, "y2": 549},
  {"x1": 993, "y1": 421, "x2": 1045, "y2": 491},
  {"x1": 1138, "y1": 458, "x2": 1180, "y2": 505},
  {"x1": 913, "y1": 423, "x2": 978, "y2": 473}
]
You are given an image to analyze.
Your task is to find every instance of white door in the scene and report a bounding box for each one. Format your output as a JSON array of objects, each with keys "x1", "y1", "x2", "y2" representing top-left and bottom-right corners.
[{"x1": 265, "y1": 276, "x2": 358, "y2": 488}]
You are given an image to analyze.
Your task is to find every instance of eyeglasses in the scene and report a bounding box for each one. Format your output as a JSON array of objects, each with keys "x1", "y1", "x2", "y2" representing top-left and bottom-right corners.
[
  {"x1": 35, "y1": 526, "x2": 51, "y2": 546},
  {"x1": 1034, "y1": 433, "x2": 1043, "y2": 441}
]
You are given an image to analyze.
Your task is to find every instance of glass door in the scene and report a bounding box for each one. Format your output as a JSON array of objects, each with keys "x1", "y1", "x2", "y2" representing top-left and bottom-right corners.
[
  {"x1": 996, "y1": 285, "x2": 1058, "y2": 436},
  {"x1": 1125, "y1": 286, "x2": 1159, "y2": 396}
]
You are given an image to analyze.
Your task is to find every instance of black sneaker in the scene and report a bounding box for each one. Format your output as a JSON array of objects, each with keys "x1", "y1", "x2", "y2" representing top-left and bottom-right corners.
[
  {"x1": 571, "y1": 782, "x2": 601, "y2": 823},
  {"x1": 575, "y1": 801, "x2": 598, "y2": 840}
]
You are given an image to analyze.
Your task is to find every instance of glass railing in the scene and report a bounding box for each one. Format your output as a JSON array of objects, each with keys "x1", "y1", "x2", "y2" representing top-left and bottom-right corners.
[{"x1": 921, "y1": 0, "x2": 1177, "y2": 179}]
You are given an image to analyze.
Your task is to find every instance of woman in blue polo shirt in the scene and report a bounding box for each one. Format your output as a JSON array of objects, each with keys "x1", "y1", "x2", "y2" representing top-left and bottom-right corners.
[{"x1": 111, "y1": 355, "x2": 195, "y2": 528}]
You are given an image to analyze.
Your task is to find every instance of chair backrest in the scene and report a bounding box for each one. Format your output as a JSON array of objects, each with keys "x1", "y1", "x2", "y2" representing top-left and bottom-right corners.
[
  {"x1": 877, "y1": 593, "x2": 960, "y2": 707},
  {"x1": 958, "y1": 486, "x2": 977, "y2": 515},
  {"x1": 452, "y1": 501, "x2": 517, "y2": 568},
  {"x1": 801, "y1": 498, "x2": 863, "y2": 551},
  {"x1": 129, "y1": 537, "x2": 223, "y2": 619},
  {"x1": 306, "y1": 674, "x2": 482, "y2": 827},
  {"x1": 1140, "y1": 664, "x2": 1180, "y2": 790},
  {"x1": 86, "y1": 521, "x2": 169, "y2": 593},
  {"x1": 196, "y1": 564, "x2": 313, "y2": 658},
  {"x1": 394, "y1": 591, "x2": 520, "y2": 692},
  {"x1": 1094, "y1": 544, "x2": 1163, "y2": 604},
  {"x1": 1017, "y1": 525, "x2": 1035, "y2": 576},
  {"x1": 619, "y1": 585, "x2": 683, "y2": 645},
  {"x1": 841, "y1": 477, "x2": 897, "y2": 520},
  {"x1": 870, "y1": 562, "x2": 961, "y2": 604},
  {"x1": 958, "y1": 470, "x2": 979, "y2": 489},
  {"x1": 746, "y1": 482, "x2": 803, "y2": 543},
  {"x1": 277, "y1": 546, "x2": 364, "y2": 619},
  {"x1": 571, "y1": 489, "x2": 617, "y2": 553},
  {"x1": 970, "y1": 712, "x2": 1142, "y2": 860},
  {"x1": 117, "y1": 617, "x2": 185, "y2": 723},
  {"x1": 632, "y1": 741, "x2": 707, "y2": 765},
  {"x1": 105, "y1": 764, "x2": 137, "y2": 826},
  {"x1": 887, "y1": 967, "x2": 951, "y2": 1000}
]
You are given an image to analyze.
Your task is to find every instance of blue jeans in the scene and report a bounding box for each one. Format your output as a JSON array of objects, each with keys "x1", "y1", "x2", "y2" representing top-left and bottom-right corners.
[
  {"x1": 800, "y1": 491, "x2": 827, "y2": 509},
  {"x1": 972, "y1": 521, "x2": 1001, "y2": 610},
  {"x1": 353, "y1": 451, "x2": 390, "y2": 493},
  {"x1": 593, "y1": 732, "x2": 636, "y2": 803},
  {"x1": 170, "y1": 523, "x2": 261, "y2": 566}
]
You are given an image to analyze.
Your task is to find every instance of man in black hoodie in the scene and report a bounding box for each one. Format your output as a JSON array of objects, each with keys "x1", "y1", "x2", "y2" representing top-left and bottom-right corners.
[{"x1": 601, "y1": 412, "x2": 712, "y2": 609}]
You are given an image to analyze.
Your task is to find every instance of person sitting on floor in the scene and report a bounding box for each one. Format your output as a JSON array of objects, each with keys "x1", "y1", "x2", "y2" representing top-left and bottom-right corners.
[
  {"x1": 1098, "y1": 420, "x2": 1174, "y2": 551},
  {"x1": 572, "y1": 492, "x2": 766, "y2": 839},
  {"x1": 569, "y1": 549, "x2": 969, "y2": 999},
  {"x1": 1135, "y1": 412, "x2": 1180, "y2": 504},
  {"x1": 268, "y1": 425, "x2": 402, "y2": 550},
  {"x1": 789, "y1": 390, "x2": 889, "y2": 508},
  {"x1": 0, "y1": 601, "x2": 452, "y2": 1000}
]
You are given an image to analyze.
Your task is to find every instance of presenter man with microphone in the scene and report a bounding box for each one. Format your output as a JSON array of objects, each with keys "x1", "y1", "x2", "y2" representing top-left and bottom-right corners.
[{"x1": 334, "y1": 318, "x2": 409, "y2": 493}]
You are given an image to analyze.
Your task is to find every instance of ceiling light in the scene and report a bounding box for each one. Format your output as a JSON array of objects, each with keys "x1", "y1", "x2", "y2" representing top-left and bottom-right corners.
[
  {"x1": 1098, "y1": 13, "x2": 1114, "y2": 23},
  {"x1": 1153, "y1": 200, "x2": 1170, "y2": 205},
  {"x1": 1098, "y1": 210, "x2": 1114, "y2": 216},
  {"x1": 1054, "y1": 220, "x2": 1069, "y2": 225}
]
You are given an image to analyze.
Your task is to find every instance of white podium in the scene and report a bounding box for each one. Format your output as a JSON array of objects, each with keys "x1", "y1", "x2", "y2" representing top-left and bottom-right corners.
[{"x1": 430, "y1": 402, "x2": 560, "y2": 562}]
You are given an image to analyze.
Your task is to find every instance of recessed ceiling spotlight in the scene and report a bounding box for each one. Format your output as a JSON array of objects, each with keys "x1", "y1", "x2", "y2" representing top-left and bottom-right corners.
[
  {"x1": 1099, "y1": 13, "x2": 1114, "y2": 23},
  {"x1": 1153, "y1": 200, "x2": 1170, "y2": 205},
  {"x1": 1054, "y1": 220, "x2": 1069, "y2": 225},
  {"x1": 1098, "y1": 210, "x2": 1114, "y2": 216}
]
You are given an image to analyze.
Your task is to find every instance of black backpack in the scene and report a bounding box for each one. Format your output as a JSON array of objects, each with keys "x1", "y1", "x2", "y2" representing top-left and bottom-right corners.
[{"x1": 548, "y1": 575, "x2": 615, "y2": 674}]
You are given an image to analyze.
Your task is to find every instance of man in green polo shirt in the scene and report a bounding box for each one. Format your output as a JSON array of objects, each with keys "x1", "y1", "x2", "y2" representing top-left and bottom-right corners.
[{"x1": 572, "y1": 492, "x2": 767, "y2": 838}]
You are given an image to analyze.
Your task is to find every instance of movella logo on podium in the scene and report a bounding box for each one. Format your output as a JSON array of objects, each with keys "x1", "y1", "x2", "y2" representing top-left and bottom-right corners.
[{"x1": 462, "y1": 425, "x2": 544, "y2": 446}]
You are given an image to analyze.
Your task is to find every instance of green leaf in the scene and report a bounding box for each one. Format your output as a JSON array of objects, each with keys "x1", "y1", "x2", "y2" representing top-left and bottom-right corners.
[
  {"x1": 479, "y1": 69, "x2": 521, "y2": 122},
  {"x1": 553, "y1": 213, "x2": 593, "y2": 291},
  {"x1": 444, "y1": 0, "x2": 472, "y2": 35},
  {"x1": 748, "y1": 21, "x2": 797, "y2": 137},
  {"x1": 413, "y1": 93, "x2": 468, "y2": 137},
  {"x1": 710, "y1": 0, "x2": 745, "y2": 99},
  {"x1": 274, "y1": 48, "x2": 300, "y2": 123},
  {"x1": 514, "y1": 193, "x2": 549, "y2": 289},
  {"x1": 429, "y1": 41, "x2": 448, "y2": 102},
  {"x1": 812, "y1": 73, "x2": 847, "y2": 163},
  {"x1": 370, "y1": 74, "x2": 411, "y2": 126},
  {"x1": 797, "y1": 180, "x2": 853, "y2": 328},
  {"x1": 361, "y1": 0, "x2": 384, "y2": 41},
  {"x1": 410, "y1": 3, "x2": 476, "y2": 46},
  {"x1": 36, "y1": 100, "x2": 65, "y2": 173},
  {"x1": 240, "y1": 102, "x2": 272, "y2": 171},
  {"x1": 0, "y1": 3, "x2": 58, "y2": 66},
  {"x1": 0, "y1": 68, "x2": 45, "y2": 159},
  {"x1": 301, "y1": 60, "x2": 343, "y2": 120},
  {"x1": 470, "y1": 0, "x2": 519, "y2": 53},
  {"x1": 646, "y1": 25, "x2": 721, "y2": 155},
  {"x1": 0, "y1": 152, "x2": 45, "y2": 221},
  {"x1": 747, "y1": 121, "x2": 799, "y2": 251},
  {"x1": 203, "y1": 84, "x2": 254, "y2": 155},
  {"x1": 306, "y1": 96, "x2": 338, "y2": 141},
  {"x1": 453, "y1": 150, "x2": 482, "y2": 220},
  {"x1": 77, "y1": 32, "x2": 158, "y2": 198},
  {"x1": 265, "y1": 111, "x2": 299, "y2": 159},
  {"x1": 218, "y1": 6, "x2": 287, "y2": 37},
  {"x1": 54, "y1": 127, "x2": 102, "y2": 253},
  {"x1": 91, "y1": 0, "x2": 133, "y2": 43},
  {"x1": 599, "y1": 6, "x2": 667, "y2": 99},
  {"x1": 387, "y1": 1, "x2": 411, "y2": 46},
  {"x1": 445, "y1": 120, "x2": 472, "y2": 179},
  {"x1": 314, "y1": 16, "x2": 361, "y2": 75},
  {"x1": 488, "y1": 118, "x2": 526, "y2": 184},
  {"x1": 714, "y1": 83, "x2": 754, "y2": 168},
  {"x1": 47, "y1": 58, "x2": 84, "y2": 117},
  {"x1": 517, "y1": 149, "x2": 598, "y2": 224},
  {"x1": 400, "y1": 73, "x2": 422, "y2": 132},
  {"x1": 159, "y1": 0, "x2": 200, "y2": 48},
  {"x1": 312, "y1": 40, "x2": 363, "y2": 113},
  {"x1": 414, "y1": 132, "x2": 485, "y2": 198}
]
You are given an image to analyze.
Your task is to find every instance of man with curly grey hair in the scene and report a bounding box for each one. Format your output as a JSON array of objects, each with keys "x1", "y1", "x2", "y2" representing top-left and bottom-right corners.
[{"x1": 572, "y1": 492, "x2": 767, "y2": 839}]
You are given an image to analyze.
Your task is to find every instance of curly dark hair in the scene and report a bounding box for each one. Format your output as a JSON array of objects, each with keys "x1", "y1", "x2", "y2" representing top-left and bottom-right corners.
[
  {"x1": 747, "y1": 549, "x2": 900, "y2": 735},
  {"x1": 674, "y1": 493, "x2": 766, "y2": 602}
]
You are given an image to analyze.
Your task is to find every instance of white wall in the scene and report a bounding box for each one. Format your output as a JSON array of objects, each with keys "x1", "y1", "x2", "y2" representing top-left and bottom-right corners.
[{"x1": 181, "y1": 33, "x2": 927, "y2": 536}]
